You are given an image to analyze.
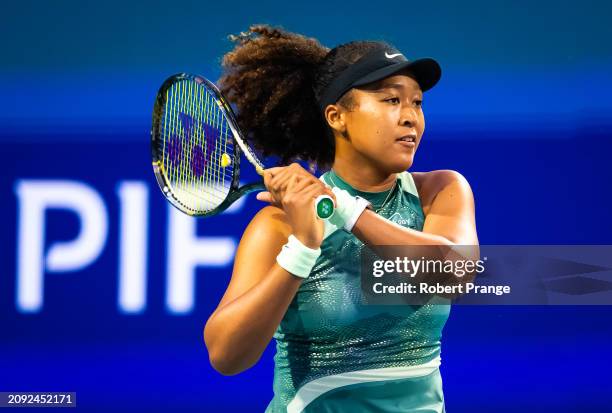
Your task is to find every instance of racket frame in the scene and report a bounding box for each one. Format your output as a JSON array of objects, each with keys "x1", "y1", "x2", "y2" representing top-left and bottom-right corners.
[{"x1": 151, "y1": 73, "x2": 264, "y2": 217}]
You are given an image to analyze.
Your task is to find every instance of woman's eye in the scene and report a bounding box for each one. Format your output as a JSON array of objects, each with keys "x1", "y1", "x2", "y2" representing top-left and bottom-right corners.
[
  {"x1": 415, "y1": 100, "x2": 423, "y2": 107},
  {"x1": 385, "y1": 97, "x2": 400, "y2": 104}
]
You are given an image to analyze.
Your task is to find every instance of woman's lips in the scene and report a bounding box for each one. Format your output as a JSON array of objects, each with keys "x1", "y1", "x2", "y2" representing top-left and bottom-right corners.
[{"x1": 396, "y1": 140, "x2": 416, "y2": 149}]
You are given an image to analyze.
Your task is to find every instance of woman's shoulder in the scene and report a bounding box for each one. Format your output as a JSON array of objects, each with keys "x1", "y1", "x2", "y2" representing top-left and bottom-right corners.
[
  {"x1": 409, "y1": 170, "x2": 471, "y2": 210},
  {"x1": 242, "y1": 205, "x2": 292, "y2": 245},
  {"x1": 411, "y1": 169, "x2": 468, "y2": 189}
]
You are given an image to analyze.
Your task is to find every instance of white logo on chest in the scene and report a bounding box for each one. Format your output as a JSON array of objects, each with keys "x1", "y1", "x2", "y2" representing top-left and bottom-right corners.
[{"x1": 389, "y1": 212, "x2": 412, "y2": 227}]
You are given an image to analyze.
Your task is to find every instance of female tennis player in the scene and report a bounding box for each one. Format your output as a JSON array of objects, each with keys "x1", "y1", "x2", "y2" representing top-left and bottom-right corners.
[{"x1": 204, "y1": 25, "x2": 478, "y2": 412}]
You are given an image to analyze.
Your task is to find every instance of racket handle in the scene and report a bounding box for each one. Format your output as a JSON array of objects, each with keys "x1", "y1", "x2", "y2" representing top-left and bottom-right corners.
[{"x1": 314, "y1": 195, "x2": 335, "y2": 220}]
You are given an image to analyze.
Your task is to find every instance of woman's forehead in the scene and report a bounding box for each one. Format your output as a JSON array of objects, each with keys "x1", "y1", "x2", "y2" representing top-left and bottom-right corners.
[{"x1": 360, "y1": 73, "x2": 422, "y2": 93}]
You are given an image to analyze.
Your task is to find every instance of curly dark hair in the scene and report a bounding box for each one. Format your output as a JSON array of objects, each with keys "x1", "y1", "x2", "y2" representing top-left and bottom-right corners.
[{"x1": 219, "y1": 25, "x2": 385, "y2": 169}]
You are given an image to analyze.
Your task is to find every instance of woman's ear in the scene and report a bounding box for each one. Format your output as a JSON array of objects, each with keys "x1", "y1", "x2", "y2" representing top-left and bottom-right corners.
[{"x1": 324, "y1": 104, "x2": 347, "y2": 135}]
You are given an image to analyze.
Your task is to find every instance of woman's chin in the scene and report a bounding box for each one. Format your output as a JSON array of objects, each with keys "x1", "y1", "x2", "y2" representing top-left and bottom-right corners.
[{"x1": 388, "y1": 156, "x2": 414, "y2": 172}]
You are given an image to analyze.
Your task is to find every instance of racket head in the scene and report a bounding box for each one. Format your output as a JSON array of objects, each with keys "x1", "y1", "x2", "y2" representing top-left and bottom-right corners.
[{"x1": 151, "y1": 73, "x2": 247, "y2": 216}]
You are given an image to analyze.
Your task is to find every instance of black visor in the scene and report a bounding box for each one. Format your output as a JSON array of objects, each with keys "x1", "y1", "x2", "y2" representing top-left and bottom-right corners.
[{"x1": 318, "y1": 44, "x2": 441, "y2": 110}]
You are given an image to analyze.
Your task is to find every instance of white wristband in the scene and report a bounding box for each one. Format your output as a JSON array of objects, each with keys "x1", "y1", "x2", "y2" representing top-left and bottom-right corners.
[
  {"x1": 344, "y1": 196, "x2": 371, "y2": 231},
  {"x1": 276, "y1": 235, "x2": 322, "y2": 279},
  {"x1": 330, "y1": 187, "x2": 371, "y2": 232}
]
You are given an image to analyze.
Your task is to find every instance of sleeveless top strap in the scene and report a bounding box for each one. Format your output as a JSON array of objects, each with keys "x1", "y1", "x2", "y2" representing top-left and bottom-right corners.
[{"x1": 397, "y1": 171, "x2": 420, "y2": 198}]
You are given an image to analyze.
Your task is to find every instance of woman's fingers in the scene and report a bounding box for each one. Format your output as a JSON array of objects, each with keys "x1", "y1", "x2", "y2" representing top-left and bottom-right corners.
[
  {"x1": 301, "y1": 183, "x2": 327, "y2": 201},
  {"x1": 255, "y1": 191, "x2": 275, "y2": 203},
  {"x1": 294, "y1": 181, "x2": 330, "y2": 209},
  {"x1": 322, "y1": 186, "x2": 336, "y2": 204},
  {"x1": 262, "y1": 169, "x2": 275, "y2": 197},
  {"x1": 261, "y1": 164, "x2": 335, "y2": 215},
  {"x1": 263, "y1": 169, "x2": 292, "y2": 204},
  {"x1": 258, "y1": 173, "x2": 320, "y2": 206},
  {"x1": 285, "y1": 174, "x2": 310, "y2": 194},
  {"x1": 264, "y1": 163, "x2": 322, "y2": 201},
  {"x1": 270, "y1": 169, "x2": 298, "y2": 195}
]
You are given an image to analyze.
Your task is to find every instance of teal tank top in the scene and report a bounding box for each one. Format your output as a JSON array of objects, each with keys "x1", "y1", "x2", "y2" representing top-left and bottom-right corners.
[{"x1": 266, "y1": 170, "x2": 451, "y2": 412}]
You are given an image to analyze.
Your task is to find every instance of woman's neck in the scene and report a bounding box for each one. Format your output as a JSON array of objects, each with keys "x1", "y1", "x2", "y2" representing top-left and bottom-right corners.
[{"x1": 331, "y1": 157, "x2": 397, "y2": 193}]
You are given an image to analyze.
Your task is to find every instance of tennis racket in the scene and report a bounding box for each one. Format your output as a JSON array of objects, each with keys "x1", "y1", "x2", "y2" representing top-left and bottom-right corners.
[{"x1": 151, "y1": 73, "x2": 335, "y2": 218}]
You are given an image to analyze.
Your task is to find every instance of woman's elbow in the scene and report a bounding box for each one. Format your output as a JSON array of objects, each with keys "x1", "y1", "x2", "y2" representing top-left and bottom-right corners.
[
  {"x1": 208, "y1": 353, "x2": 242, "y2": 376},
  {"x1": 203, "y1": 322, "x2": 231, "y2": 375},
  {"x1": 207, "y1": 348, "x2": 258, "y2": 376},
  {"x1": 203, "y1": 322, "x2": 255, "y2": 376}
]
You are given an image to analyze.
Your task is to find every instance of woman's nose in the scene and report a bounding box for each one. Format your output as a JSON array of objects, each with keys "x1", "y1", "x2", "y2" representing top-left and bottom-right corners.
[{"x1": 399, "y1": 108, "x2": 418, "y2": 127}]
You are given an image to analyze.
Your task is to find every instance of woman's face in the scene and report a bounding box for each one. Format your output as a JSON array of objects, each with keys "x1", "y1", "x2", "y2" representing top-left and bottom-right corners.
[{"x1": 340, "y1": 71, "x2": 425, "y2": 173}]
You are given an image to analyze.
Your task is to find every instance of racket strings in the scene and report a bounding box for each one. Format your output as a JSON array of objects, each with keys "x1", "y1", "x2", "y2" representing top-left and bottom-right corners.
[{"x1": 160, "y1": 79, "x2": 235, "y2": 212}]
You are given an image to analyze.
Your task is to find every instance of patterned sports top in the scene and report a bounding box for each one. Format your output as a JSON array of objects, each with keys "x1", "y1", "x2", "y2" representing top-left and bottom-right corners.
[{"x1": 265, "y1": 170, "x2": 451, "y2": 412}]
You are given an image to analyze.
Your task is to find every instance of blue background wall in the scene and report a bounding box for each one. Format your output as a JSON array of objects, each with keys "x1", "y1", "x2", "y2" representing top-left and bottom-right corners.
[{"x1": 2, "y1": 1, "x2": 611, "y2": 411}]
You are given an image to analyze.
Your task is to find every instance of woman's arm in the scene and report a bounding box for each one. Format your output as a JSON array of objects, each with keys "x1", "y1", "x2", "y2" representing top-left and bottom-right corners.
[
  {"x1": 258, "y1": 166, "x2": 478, "y2": 250},
  {"x1": 254, "y1": 166, "x2": 479, "y2": 289},
  {"x1": 353, "y1": 170, "x2": 478, "y2": 247},
  {"x1": 203, "y1": 206, "x2": 300, "y2": 375},
  {"x1": 204, "y1": 174, "x2": 332, "y2": 376},
  {"x1": 352, "y1": 170, "x2": 480, "y2": 282}
]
